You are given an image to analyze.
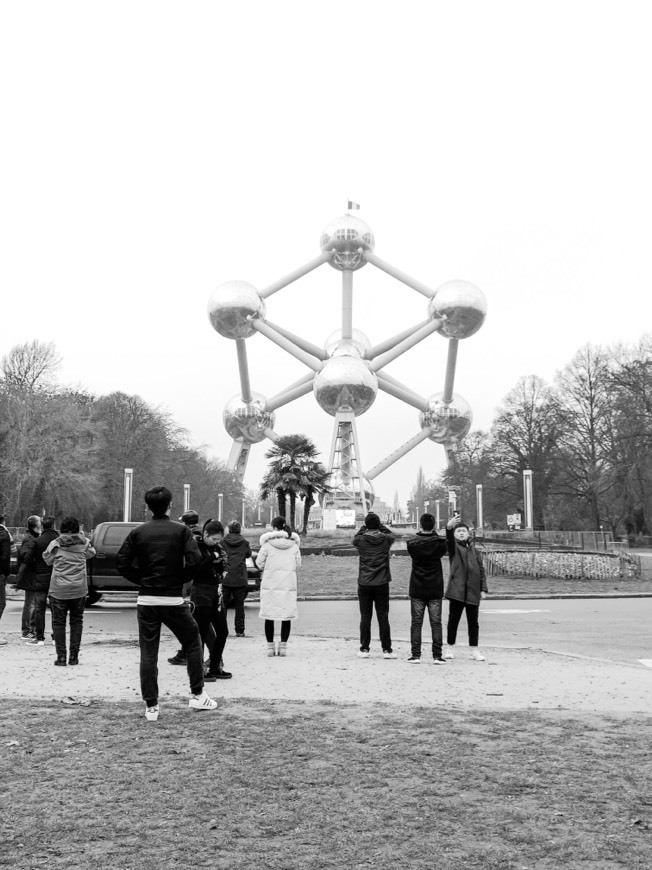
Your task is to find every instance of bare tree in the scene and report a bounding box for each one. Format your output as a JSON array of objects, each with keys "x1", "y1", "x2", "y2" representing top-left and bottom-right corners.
[{"x1": 1, "y1": 340, "x2": 62, "y2": 391}]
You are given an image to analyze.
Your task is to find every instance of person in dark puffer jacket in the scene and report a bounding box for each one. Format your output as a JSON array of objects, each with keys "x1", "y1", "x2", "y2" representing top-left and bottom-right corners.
[
  {"x1": 352, "y1": 512, "x2": 396, "y2": 659},
  {"x1": 406, "y1": 513, "x2": 448, "y2": 664},
  {"x1": 221, "y1": 521, "x2": 252, "y2": 637},
  {"x1": 26, "y1": 516, "x2": 59, "y2": 646},
  {"x1": 15, "y1": 516, "x2": 42, "y2": 639}
]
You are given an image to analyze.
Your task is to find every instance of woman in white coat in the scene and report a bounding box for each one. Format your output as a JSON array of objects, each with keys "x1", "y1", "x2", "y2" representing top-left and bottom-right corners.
[{"x1": 256, "y1": 517, "x2": 301, "y2": 656}]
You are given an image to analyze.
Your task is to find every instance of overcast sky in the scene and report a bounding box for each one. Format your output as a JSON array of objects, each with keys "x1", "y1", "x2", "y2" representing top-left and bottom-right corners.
[{"x1": 2, "y1": 1, "x2": 651, "y2": 509}]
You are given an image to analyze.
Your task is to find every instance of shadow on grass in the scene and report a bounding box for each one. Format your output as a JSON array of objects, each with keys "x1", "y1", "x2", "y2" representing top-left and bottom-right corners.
[{"x1": 2, "y1": 699, "x2": 651, "y2": 869}]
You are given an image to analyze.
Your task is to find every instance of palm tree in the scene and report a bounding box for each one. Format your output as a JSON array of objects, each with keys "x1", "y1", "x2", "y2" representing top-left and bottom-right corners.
[{"x1": 259, "y1": 434, "x2": 331, "y2": 532}]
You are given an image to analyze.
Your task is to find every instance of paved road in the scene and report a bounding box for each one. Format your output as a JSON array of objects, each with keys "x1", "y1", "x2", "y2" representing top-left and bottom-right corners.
[{"x1": 4, "y1": 596, "x2": 651, "y2": 669}]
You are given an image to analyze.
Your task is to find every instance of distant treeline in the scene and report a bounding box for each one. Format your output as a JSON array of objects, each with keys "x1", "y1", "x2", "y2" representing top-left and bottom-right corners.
[
  {"x1": 408, "y1": 336, "x2": 651, "y2": 537},
  {"x1": 0, "y1": 340, "x2": 244, "y2": 528}
]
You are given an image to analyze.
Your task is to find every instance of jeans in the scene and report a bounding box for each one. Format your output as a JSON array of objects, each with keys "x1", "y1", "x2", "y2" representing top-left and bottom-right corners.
[
  {"x1": 410, "y1": 598, "x2": 443, "y2": 658},
  {"x1": 193, "y1": 603, "x2": 229, "y2": 674},
  {"x1": 358, "y1": 583, "x2": 392, "y2": 653},
  {"x1": 447, "y1": 599, "x2": 480, "y2": 647},
  {"x1": 137, "y1": 603, "x2": 204, "y2": 706},
  {"x1": 21, "y1": 589, "x2": 36, "y2": 635},
  {"x1": 30, "y1": 590, "x2": 49, "y2": 641},
  {"x1": 223, "y1": 585, "x2": 248, "y2": 635},
  {"x1": 50, "y1": 596, "x2": 85, "y2": 658},
  {"x1": 264, "y1": 620, "x2": 291, "y2": 643}
]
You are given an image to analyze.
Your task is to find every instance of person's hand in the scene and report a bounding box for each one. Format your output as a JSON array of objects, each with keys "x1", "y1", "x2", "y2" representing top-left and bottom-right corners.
[
  {"x1": 446, "y1": 517, "x2": 459, "y2": 529},
  {"x1": 481, "y1": 591, "x2": 487, "y2": 600}
]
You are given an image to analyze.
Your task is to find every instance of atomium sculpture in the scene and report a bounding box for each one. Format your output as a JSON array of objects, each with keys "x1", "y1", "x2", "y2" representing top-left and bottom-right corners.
[{"x1": 208, "y1": 211, "x2": 487, "y2": 521}]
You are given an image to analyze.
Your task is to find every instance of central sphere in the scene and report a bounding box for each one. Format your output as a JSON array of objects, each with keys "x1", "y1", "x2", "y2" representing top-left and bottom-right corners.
[
  {"x1": 313, "y1": 356, "x2": 378, "y2": 416},
  {"x1": 223, "y1": 393, "x2": 275, "y2": 443},
  {"x1": 324, "y1": 328, "x2": 371, "y2": 358},
  {"x1": 320, "y1": 215, "x2": 375, "y2": 271},
  {"x1": 207, "y1": 280, "x2": 266, "y2": 340}
]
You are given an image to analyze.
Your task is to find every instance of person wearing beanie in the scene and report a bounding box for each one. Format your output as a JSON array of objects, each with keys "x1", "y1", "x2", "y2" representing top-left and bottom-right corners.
[
  {"x1": 352, "y1": 511, "x2": 397, "y2": 659},
  {"x1": 221, "y1": 520, "x2": 252, "y2": 637},
  {"x1": 443, "y1": 515, "x2": 488, "y2": 661}
]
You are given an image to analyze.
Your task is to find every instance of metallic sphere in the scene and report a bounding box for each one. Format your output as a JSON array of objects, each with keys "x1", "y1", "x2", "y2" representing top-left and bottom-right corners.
[
  {"x1": 428, "y1": 280, "x2": 487, "y2": 339},
  {"x1": 320, "y1": 215, "x2": 375, "y2": 271},
  {"x1": 313, "y1": 356, "x2": 378, "y2": 416},
  {"x1": 324, "y1": 328, "x2": 371, "y2": 359},
  {"x1": 207, "y1": 281, "x2": 266, "y2": 340},
  {"x1": 419, "y1": 392, "x2": 473, "y2": 444},
  {"x1": 223, "y1": 393, "x2": 275, "y2": 443}
]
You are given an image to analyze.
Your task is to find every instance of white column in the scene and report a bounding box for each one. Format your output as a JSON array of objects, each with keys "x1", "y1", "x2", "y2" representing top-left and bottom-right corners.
[
  {"x1": 123, "y1": 469, "x2": 133, "y2": 522},
  {"x1": 435, "y1": 500, "x2": 441, "y2": 529},
  {"x1": 183, "y1": 484, "x2": 190, "y2": 513},
  {"x1": 523, "y1": 470, "x2": 533, "y2": 530},
  {"x1": 475, "y1": 484, "x2": 483, "y2": 532},
  {"x1": 218, "y1": 493, "x2": 224, "y2": 522}
]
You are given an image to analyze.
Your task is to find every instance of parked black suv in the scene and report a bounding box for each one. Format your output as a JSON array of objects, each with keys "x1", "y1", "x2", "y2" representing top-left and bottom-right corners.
[{"x1": 87, "y1": 521, "x2": 261, "y2": 605}]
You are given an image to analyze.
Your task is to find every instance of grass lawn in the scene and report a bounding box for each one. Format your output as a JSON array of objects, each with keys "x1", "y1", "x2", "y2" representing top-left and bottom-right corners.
[{"x1": 2, "y1": 699, "x2": 651, "y2": 869}]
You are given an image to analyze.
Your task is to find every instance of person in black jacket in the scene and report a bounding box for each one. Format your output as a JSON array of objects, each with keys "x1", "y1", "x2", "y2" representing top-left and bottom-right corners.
[
  {"x1": 15, "y1": 516, "x2": 42, "y2": 639},
  {"x1": 116, "y1": 486, "x2": 218, "y2": 721},
  {"x1": 0, "y1": 514, "x2": 12, "y2": 645},
  {"x1": 221, "y1": 521, "x2": 252, "y2": 637},
  {"x1": 406, "y1": 513, "x2": 448, "y2": 664},
  {"x1": 352, "y1": 512, "x2": 397, "y2": 659},
  {"x1": 444, "y1": 516, "x2": 488, "y2": 661},
  {"x1": 25, "y1": 516, "x2": 59, "y2": 646},
  {"x1": 189, "y1": 519, "x2": 232, "y2": 681}
]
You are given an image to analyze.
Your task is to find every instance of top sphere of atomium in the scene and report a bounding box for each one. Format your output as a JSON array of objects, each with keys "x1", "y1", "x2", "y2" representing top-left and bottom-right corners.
[
  {"x1": 419, "y1": 392, "x2": 473, "y2": 444},
  {"x1": 320, "y1": 215, "x2": 375, "y2": 271},
  {"x1": 313, "y1": 356, "x2": 378, "y2": 416},
  {"x1": 207, "y1": 280, "x2": 266, "y2": 340},
  {"x1": 223, "y1": 392, "x2": 275, "y2": 443},
  {"x1": 428, "y1": 280, "x2": 487, "y2": 339}
]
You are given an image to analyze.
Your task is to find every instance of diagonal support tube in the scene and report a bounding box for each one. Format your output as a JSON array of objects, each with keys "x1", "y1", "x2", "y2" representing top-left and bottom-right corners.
[
  {"x1": 366, "y1": 320, "x2": 431, "y2": 359},
  {"x1": 266, "y1": 374, "x2": 316, "y2": 411},
  {"x1": 370, "y1": 319, "x2": 443, "y2": 372},
  {"x1": 376, "y1": 373, "x2": 427, "y2": 411},
  {"x1": 259, "y1": 252, "x2": 331, "y2": 299},
  {"x1": 365, "y1": 251, "x2": 435, "y2": 298},
  {"x1": 235, "y1": 339, "x2": 252, "y2": 403},
  {"x1": 367, "y1": 430, "x2": 432, "y2": 479},
  {"x1": 442, "y1": 339, "x2": 459, "y2": 403},
  {"x1": 263, "y1": 319, "x2": 327, "y2": 361},
  {"x1": 250, "y1": 319, "x2": 322, "y2": 371}
]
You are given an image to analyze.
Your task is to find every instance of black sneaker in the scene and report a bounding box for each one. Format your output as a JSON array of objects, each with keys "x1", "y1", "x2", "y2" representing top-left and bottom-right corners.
[
  {"x1": 407, "y1": 656, "x2": 421, "y2": 663},
  {"x1": 433, "y1": 657, "x2": 447, "y2": 665},
  {"x1": 235, "y1": 633, "x2": 246, "y2": 638},
  {"x1": 167, "y1": 651, "x2": 187, "y2": 666}
]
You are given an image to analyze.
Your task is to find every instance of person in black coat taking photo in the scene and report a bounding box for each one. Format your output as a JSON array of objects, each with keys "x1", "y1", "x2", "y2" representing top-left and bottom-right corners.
[
  {"x1": 406, "y1": 513, "x2": 448, "y2": 664},
  {"x1": 443, "y1": 516, "x2": 489, "y2": 662},
  {"x1": 352, "y1": 512, "x2": 397, "y2": 660}
]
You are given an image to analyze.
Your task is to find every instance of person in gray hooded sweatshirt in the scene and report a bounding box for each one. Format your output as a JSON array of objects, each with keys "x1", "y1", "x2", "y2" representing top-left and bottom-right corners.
[
  {"x1": 43, "y1": 516, "x2": 96, "y2": 666},
  {"x1": 352, "y1": 512, "x2": 396, "y2": 659}
]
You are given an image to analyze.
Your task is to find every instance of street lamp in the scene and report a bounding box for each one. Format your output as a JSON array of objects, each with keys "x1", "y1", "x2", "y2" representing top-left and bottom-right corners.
[{"x1": 218, "y1": 493, "x2": 223, "y2": 522}]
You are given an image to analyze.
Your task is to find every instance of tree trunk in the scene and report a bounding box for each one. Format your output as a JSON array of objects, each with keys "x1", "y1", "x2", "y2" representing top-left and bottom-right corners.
[{"x1": 276, "y1": 488, "x2": 286, "y2": 518}]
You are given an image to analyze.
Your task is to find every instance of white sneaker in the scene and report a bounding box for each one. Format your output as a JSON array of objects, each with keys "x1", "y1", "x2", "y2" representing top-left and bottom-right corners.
[
  {"x1": 145, "y1": 704, "x2": 159, "y2": 722},
  {"x1": 443, "y1": 646, "x2": 455, "y2": 660},
  {"x1": 189, "y1": 692, "x2": 218, "y2": 710},
  {"x1": 267, "y1": 642, "x2": 276, "y2": 657},
  {"x1": 357, "y1": 650, "x2": 370, "y2": 659},
  {"x1": 277, "y1": 642, "x2": 287, "y2": 657},
  {"x1": 469, "y1": 648, "x2": 486, "y2": 661},
  {"x1": 383, "y1": 651, "x2": 398, "y2": 659}
]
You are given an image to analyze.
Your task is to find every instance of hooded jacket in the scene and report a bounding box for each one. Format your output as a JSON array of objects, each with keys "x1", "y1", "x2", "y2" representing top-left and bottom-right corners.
[
  {"x1": 15, "y1": 528, "x2": 39, "y2": 591},
  {"x1": 352, "y1": 525, "x2": 395, "y2": 586},
  {"x1": 444, "y1": 527, "x2": 488, "y2": 605},
  {"x1": 43, "y1": 533, "x2": 96, "y2": 600},
  {"x1": 406, "y1": 531, "x2": 448, "y2": 599},
  {"x1": 221, "y1": 532, "x2": 252, "y2": 587},
  {"x1": 256, "y1": 530, "x2": 301, "y2": 620}
]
